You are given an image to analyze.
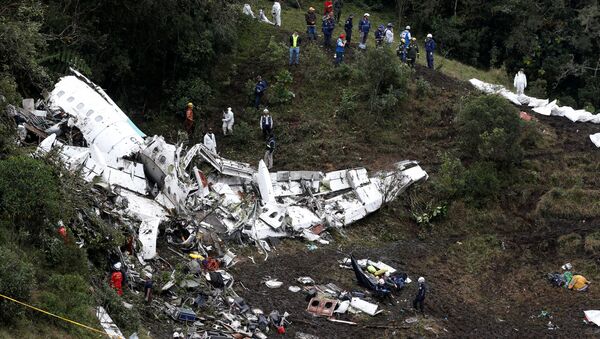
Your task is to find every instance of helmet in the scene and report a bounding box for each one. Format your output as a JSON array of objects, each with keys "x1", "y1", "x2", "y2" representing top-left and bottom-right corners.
[
  {"x1": 406, "y1": 25, "x2": 411, "y2": 30},
  {"x1": 364, "y1": 13, "x2": 370, "y2": 17},
  {"x1": 340, "y1": 33, "x2": 346, "y2": 38},
  {"x1": 401, "y1": 38, "x2": 405, "y2": 43},
  {"x1": 427, "y1": 33, "x2": 433, "y2": 38},
  {"x1": 387, "y1": 23, "x2": 393, "y2": 27},
  {"x1": 113, "y1": 262, "x2": 122, "y2": 270},
  {"x1": 309, "y1": 6, "x2": 314, "y2": 11},
  {"x1": 187, "y1": 102, "x2": 193, "y2": 108},
  {"x1": 412, "y1": 37, "x2": 416, "y2": 41},
  {"x1": 263, "y1": 108, "x2": 269, "y2": 114},
  {"x1": 418, "y1": 277, "x2": 425, "y2": 283}
]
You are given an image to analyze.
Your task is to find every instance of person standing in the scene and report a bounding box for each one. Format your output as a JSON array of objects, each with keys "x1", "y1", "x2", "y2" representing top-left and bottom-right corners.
[
  {"x1": 335, "y1": 33, "x2": 347, "y2": 65},
  {"x1": 344, "y1": 14, "x2": 353, "y2": 46},
  {"x1": 407, "y1": 38, "x2": 419, "y2": 68},
  {"x1": 384, "y1": 23, "x2": 394, "y2": 45},
  {"x1": 398, "y1": 39, "x2": 407, "y2": 63},
  {"x1": 401, "y1": 26, "x2": 411, "y2": 48},
  {"x1": 110, "y1": 262, "x2": 124, "y2": 296},
  {"x1": 144, "y1": 273, "x2": 153, "y2": 303},
  {"x1": 264, "y1": 134, "x2": 276, "y2": 169},
  {"x1": 203, "y1": 128, "x2": 217, "y2": 153},
  {"x1": 260, "y1": 109, "x2": 274, "y2": 140},
  {"x1": 413, "y1": 276, "x2": 427, "y2": 313},
  {"x1": 374, "y1": 24, "x2": 385, "y2": 47},
  {"x1": 305, "y1": 7, "x2": 317, "y2": 41},
  {"x1": 289, "y1": 31, "x2": 301, "y2": 65},
  {"x1": 254, "y1": 76, "x2": 268, "y2": 109},
  {"x1": 513, "y1": 69, "x2": 527, "y2": 95},
  {"x1": 425, "y1": 33, "x2": 436, "y2": 69},
  {"x1": 324, "y1": 0, "x2": 333, "y2": 15},
  {"x1": 272, "y1": 1, "x2": 281, "y2": 27},
  {"x1": 185, "y1": 102, "x2": 194, "y2": 135},
  {"x1": 322, "y1": 12, "x2": 335, "y2": 47},
  {"x1": 358, "y1": 13, "x2": 371, "y2": 48},
  {"x1": 333, "y1": 0, "x2": 343, "y2": 23},
  {"x1": 222, "y1": 107, "x2": 235, "y2": 135}
]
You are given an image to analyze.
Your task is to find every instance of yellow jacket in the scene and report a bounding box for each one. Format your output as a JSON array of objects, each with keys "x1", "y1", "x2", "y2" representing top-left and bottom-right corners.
[{"x1": 568, "y1": 275, "x2": 589, "y2": 290}]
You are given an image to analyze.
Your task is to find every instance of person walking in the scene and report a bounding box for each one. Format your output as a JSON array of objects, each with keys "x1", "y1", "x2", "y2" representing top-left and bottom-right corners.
[
  {"x1": 185, "y1": 102, "x2": 194, "y2": 135},
  {"x1": 203, "y1": 128, "x2": 217, "y2": 153},
  {"x1": 222, "y1": 107, "x2": 234, "y2": 135},
  {"x1": 358, "y1": 13, "x2": 371, "y2": 49},
  {"x1": 384, "y1": 23, "x2": 394, "y2": 45},
  {"x1": 333, "y1": 0, "x2": 343, "y2": 23},
  {"x1": 413, "y1": 277, "x2": 427, "y2": 313},
  {"x1": 425, "y1": 33, "x2": 436, "y2": 69},
  {"x1": 260, "y1": 109, "x2": 274, "y2": 140},
  {"x1": 344, "y1": 14, "x2": 353, "y2": 46},
  {"x1": 514, "y1": 69, "x2": 527, "y2": 95},
  {"x1": 407, "y1": 37, "x2": 419, "y2": 68},
  {"x1": 305, "y1": 7, "x2": 317, "y2": 41},
  {"x1": 110, "y1": 262, "x2": 124, "y2": 296},
  {"x1": 264, "y1": 134, "x2": 276, "y2": 170},
  {"x1": 289, "y1": 31, "x2": 301, "y2": 65},
  {"x1": 322, "y1": 12, "x2": 335, "y2": 47},
  {"x1": 335, "y1": 33, "x2": 347, "y2": 65},
  {"x1": 272, "y1": 1, "x2": 281, "y2": 27},
  {"x1": 254, "y1": 76, "x2": 268, "y2": 109}
]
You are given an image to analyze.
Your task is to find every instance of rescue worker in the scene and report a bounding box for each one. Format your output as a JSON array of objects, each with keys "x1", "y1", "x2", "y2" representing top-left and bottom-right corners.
[
  {"x1": 358, "y1": 13, "x2": 371, "y2": 48},
  {"x1": 413, "y1": 276, "x2": 427, "y2": 313},
  {"x1": 289, "y1": 31, "x2": 301, "y2": 65},
  {"x1": 401, "y1": 25, "x2": 411, "y2": 48},
  {"x1": 185, "y1": 102, "x2": 194, "y2": 135},
  {"x1": 203, "y1": 128, "x2": 217, "y2": 153},
  {"x1": 407, "y1": 37, "x2": 419, "y2": 68},
  {"x1": 272, "y1": 1, "x2": 281, "y2": 27},
  {"x1": 110, "y1": 262, "x2": 124, "y2": 296},
  {"x1": 222, "y1": 107, "x2": 234, "y2": 135},
  {"x1": 397, "y1": 38, "x2": 407, "y2": 63},
  {"x1": 384, "y1": 23, "x2": 394, "y2": 45},
  {"x1": 264, "y1": 134, "x2": 276, "y2": 169},
  {"x1": 374, "y1": 24, "x2": 385, "y2": 47},
  {"x1": 324, "y1": 1, "x2": 333, "y2": 15},
  {"x1": 425, "y1": 33, "x2": 436, "y2": 69},
  {"x1": 514, "y1": 69, "x2": 527, "y2": 95},
  {"x1": 335, "y1": 33, "x2": 347, "y2": 65},
  {"x1": 305, "y1": 7, "x2": 317, "y2": 41},
  {"x1": 144, "y1": 273, "x2": 153, "y2": 303},
  {"x1": 333, "y1": 0, "x2": 343, "y2": 23},
  {"x1": 322, "y1": 12, "x2": 335, "y2": 47},
  {"x1": 344, "y1": 14, "x2": 353, "y2": 46},
  {"x1": 242, "y1": 4, "x2": 255, "y2": 18},
  {"x1": 568, "y1": 274, "x2": 591, "y2": 292},
  {"x1": 260, "y1": 109, "x2": 274, "y2": 140},
  {"x1": 254, "y1": 76, "x2": 268, "y2": 109}
]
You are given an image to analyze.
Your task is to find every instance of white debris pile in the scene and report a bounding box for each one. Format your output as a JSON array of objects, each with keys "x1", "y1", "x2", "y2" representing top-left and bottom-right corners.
[{"x1": 469, "y1": 79, "x2": 600, "y2": 148}]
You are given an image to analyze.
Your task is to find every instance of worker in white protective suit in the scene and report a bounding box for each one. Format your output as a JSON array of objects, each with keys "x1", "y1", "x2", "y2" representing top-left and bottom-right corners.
[
  {"x1": 514, "y1": 69, "x2": 527, "y2": 95},
  {"x1": 203, "y1": 128, "x2": 217, "y2": 154},
  {"x1": 222, "y1": 107, "x2": 235, "y2": 135},
  {"x1": 259, "y1": 9, "x2": 274, "y2": 25},
  {"x1": 243, "y1": 4, "x2": 255, "y2": 18},
  {"x1": 272, "y1": 1, "x2": 282, "y2": 27}
]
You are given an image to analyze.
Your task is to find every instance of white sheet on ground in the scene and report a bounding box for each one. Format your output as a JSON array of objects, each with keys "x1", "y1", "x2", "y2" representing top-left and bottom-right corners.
[{"x1": 584, "y1": 310, "x2": 600, "y2": 326}]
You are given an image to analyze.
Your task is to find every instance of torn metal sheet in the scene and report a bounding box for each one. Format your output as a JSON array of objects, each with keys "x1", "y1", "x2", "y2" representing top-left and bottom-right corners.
[
  {"x1": 96, "y1": 306, "x2": 125, "y2": 339},
  {"x1": 350, "y1": 297, "x2": 379, "y2": 316}
]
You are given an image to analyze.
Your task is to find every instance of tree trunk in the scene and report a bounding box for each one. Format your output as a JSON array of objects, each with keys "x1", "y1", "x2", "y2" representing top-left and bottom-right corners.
[
  {"x1": 396, "y1": 0, "x2": 407, "y2": 28},
  {"x1": 454, "y1": 0, "x2": 458, "y2": 17}
]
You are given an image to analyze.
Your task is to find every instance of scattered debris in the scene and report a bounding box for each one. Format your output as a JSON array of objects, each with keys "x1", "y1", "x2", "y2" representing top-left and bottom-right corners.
[
  {"x1": 96, "y1": 306, "x2": 124, "y2": 339},
  {"x1": 265, "y1": 279, "x2": 284, "y2": 289},
  {"x1": 306, "y1": 297, "x2": 338, "y2": 317},
  {"x1": 584, "y1": 310, "x2": 600, "y2": 326},
  {"x1": 350, "y1": 297, "x2": 379, "y2": 316},
  {"x1": 288, "y1": 286, "x2": 302, "y2": 293}
]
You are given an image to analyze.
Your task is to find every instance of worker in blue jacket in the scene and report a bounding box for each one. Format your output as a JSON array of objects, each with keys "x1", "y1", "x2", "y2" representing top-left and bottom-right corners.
[
  {"x1": 358, "y1": 13, "x2": 371, "y2": 47},
  {"x1": 425, "y1": 33, "x2": 436, "y2": 69}
]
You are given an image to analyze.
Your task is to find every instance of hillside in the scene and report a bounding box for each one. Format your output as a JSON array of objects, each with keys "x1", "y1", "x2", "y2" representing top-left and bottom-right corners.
[{"x1": 1, "y1": 1, "x2": 600, "y2": 338}]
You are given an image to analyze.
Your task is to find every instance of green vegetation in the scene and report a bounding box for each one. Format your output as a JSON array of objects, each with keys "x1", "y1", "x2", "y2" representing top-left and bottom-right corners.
[{"x1": 536, "y1": 188, "x2": 600, "y2": 220}]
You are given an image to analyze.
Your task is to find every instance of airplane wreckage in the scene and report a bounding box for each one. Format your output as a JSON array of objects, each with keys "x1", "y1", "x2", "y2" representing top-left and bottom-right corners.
[{"x1": 10, "y1": 70, "x2": 428, "y2": 261}]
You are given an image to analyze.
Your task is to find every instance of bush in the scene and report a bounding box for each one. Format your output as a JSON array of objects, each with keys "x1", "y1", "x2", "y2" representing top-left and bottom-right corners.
[
  {"x1": 270, "y1": 69, "x2": 295, "y2": 104},
  {"x1": 557, "y1": 233, "x2": 582, "y2": 255},
  {"x1": 38, "y1": 274, "x2": 96, "y2": 335},
  {"x1": 0, "y1": 246, "x2": 34, "y2": 324},
  {"x1": 415, "y1": 77, "x2": 432, "y2": 98},
  {"x1": 585, "y1": 232, "x2": 600, "y2": 254},
  {"x1": 457, "y1": 95, "x2": 522, "y2": 167},
  {"x1": 463, "y1": 161, "x2": 501, "y2": 205},
  {"x1": 97, "y1": 284, "x2": 140, "y2": 336},
  {"x1": 228, "y1": 120, "x2": 254, "y2": 146},
  {"x1": 434, "y1": 152, "x2": 466, "y2": 200}
]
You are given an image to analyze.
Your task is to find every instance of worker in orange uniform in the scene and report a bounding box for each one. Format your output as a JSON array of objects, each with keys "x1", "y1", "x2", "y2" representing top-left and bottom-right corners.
[
  {"x1": 185, "y1": 102, "x2": 195, "y2": 135},
  {"x1": 110, "y1": 262, "x2": 124, "y2": 296}
]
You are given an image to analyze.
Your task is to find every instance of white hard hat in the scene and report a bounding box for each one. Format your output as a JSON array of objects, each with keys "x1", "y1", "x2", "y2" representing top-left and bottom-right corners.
[
  {"x1": 364, "y1": 13, "x2": 370, "y2": 17},
  {"x1": 427, "y1": 33, "x2": 433, "y2": 38},
  {"x1": 418, "y1": 277, "x2": 425, "y2": 283},
  {"x1": 113, "y1": 262, "x2": 122, "y2": 270},
  {"x1": 145, "y1": 272, "x2": 153, "y2": 279},
  {"x1": 263, "y1": 108, "x2": 269, "y2": 114},
  {"x1": 227, "y1": 107, "x2": 232, "y2": 112},
  {"x1": 406, "y1": 25, "x2": 411, "y2": 30}
]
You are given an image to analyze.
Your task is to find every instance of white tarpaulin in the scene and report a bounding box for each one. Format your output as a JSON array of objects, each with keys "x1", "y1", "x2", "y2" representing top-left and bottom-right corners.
[
  {"x1": 584, "y1": 310, "x2": 600, "y2": 326},
  {"x1": 469, "y1": 78, "x2": 600, "y2": 148}
]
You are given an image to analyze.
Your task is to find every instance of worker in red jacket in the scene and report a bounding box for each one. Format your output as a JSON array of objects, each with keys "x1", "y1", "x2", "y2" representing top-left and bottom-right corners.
[
  {"x1": 324, "y1": 1, "x2": 333, "y2": 15},
  {"x1": 110, "y1": 262, "x2": 124, "y2": 296}
]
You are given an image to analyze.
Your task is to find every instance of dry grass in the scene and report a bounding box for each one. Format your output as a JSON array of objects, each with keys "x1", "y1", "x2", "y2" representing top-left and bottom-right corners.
[
  {"x1": 584, "y1": 231, "x2": 600, "y2": 254},
  {"x1": 536, "y1": 188, "x2": 600, "y2": 220}
]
